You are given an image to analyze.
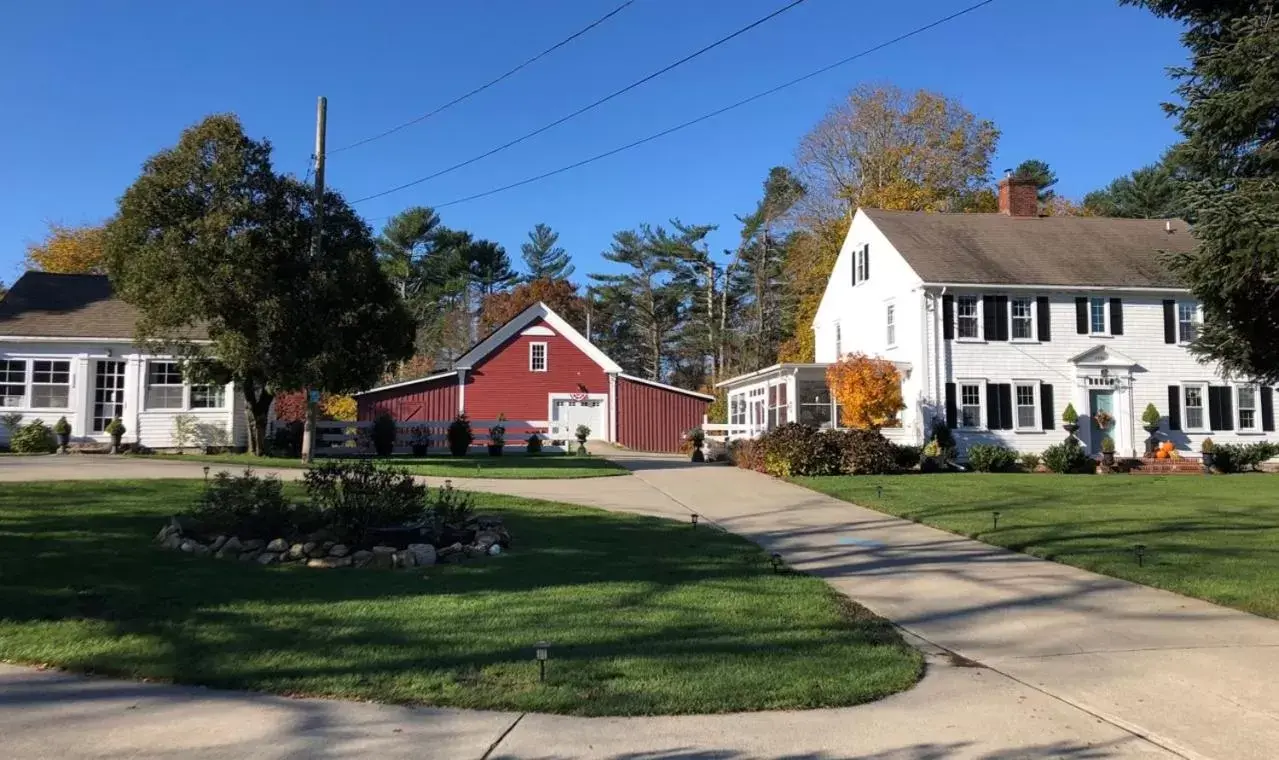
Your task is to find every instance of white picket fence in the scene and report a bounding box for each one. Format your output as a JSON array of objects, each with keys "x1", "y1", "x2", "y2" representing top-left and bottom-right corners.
[
  {"x1": 700, "y1": 421, "x2": 919, "y2": 446},
  {"x1": 312, "y1": 419, "x2": 552, "y2": 457}
]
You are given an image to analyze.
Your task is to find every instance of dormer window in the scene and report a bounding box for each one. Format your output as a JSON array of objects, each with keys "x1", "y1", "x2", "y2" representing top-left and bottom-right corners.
[{"x1": 529, "y1": 342, "x2": 547, "y2": 372}]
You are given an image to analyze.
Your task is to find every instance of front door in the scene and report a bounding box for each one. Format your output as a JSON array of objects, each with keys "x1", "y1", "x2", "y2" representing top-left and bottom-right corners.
[
  {"x1": 93, "y1": 360, "x2": 126, "y2": 434},
  {"x1": 552, "y1": 398, "x2": 603, "y2": 441},
  {"x1": 1088, "y1": 389, "x2": 1115, "y2": 455}
]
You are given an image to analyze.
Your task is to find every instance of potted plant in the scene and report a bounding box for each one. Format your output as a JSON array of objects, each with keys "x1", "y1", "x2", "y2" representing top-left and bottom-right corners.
[
  {"x1": 1062, "y1": 403, "x2": 1080, "y2": 440},
  {"x1": 447, "y1": 414, "x2": 473, "y2": 457},
  {"x1": 371, "y1": 412, "x2": 396, "y2": 457},
  {"x1": 53, "y1": 416, "x2": 71, "y2": 454},
  {"x1": 574, "y1": 424, "x2": 590, "y2": 456},
  {"x1": 411, "y1": 428, "x2": 429, "y2": 457},
  {"x1": 1141, "y1": 403, "x2": 1161, "y2": 455},
  {"x1": 1100, "y1": 435, "x2": 1116, "y2": 468},
  {"x1": 920, "y1": 439, "x2": 944, "y2": 473},
  {"x1": 526, "y1": 432, "x2": 543, "y2": 454},
  {"x1": 1201, "y1": 437, "x2": 1215, "y2": 473},
  {"x1": 687, "y1": 428, "x2": 706, "y2": 463},
  {"x1": 488, "y1": 414, "x2": 506, "y2": 457},
  {"x1": 105, "y1": 417, "x2": 126, "y2": 454}
]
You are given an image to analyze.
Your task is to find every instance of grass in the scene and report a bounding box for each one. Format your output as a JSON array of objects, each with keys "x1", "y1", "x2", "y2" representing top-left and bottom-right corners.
[
  {"x1": 795, "y1": 473, "x2": 1279, "y2": 619},
  {"x1": 0, "y1": 480, "x2": 922, "y2": 715},
  {"x1": 145, "y1": 451, "x2": 627, "y2": 479}
]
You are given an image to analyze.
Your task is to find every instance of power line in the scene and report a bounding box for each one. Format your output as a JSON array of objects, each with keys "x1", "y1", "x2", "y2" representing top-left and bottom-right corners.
[
  {"x1": 330, "y1": 0, "x2": 636, "y2": 155},
  {"x1": 351, "y1": 0, "x2": 812, "y2": 204},
  {"x1": 416, "y1": 0, "x2": 997, "y2": 212}
]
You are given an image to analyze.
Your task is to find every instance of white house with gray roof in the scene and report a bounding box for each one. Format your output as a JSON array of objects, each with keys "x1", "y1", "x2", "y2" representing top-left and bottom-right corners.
[{"x1": 718, "y1": 176, "x2": 1276, "y2": 458}]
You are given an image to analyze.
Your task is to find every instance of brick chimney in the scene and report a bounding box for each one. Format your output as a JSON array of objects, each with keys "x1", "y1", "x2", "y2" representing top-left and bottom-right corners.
[{"x1": 998, "y1": 175, "x2": 1039, "y2": 217}]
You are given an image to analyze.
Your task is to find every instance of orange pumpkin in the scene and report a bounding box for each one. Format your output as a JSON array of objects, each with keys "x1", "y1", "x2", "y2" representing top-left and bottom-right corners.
[
  {"x1": 1160, "y1": 441, "x2": 1175, "y2": 453},
  {"x1": 1155, "y1": 450, "x2": 1169, "y2": 459}
]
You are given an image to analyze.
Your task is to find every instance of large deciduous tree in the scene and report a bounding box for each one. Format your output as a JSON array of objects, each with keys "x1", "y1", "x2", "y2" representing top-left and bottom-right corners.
[
  {"x1": 520, "y1": 223, "x2": 574, "y2": 280},
  {"x1": 104, "y1": 114, "x2": 414, "y2": 454},
  {"x1": 25, "y1": 222, "x2": 108, "y2": 273},
  {"x1": 478, "y1": 278, "x2": 585, "y2": 333},
  {"x1": 826, "y1": 353, "x2": 905, "y2": 429},
  {"x1": 1123, "y1": 0, "x2": 1279, "y2": 382}
]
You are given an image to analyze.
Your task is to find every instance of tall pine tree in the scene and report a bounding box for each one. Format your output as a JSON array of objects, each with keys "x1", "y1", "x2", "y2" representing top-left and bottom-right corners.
[{"x1": 520, "y1": 223, "x2": 574, "y2": 280}]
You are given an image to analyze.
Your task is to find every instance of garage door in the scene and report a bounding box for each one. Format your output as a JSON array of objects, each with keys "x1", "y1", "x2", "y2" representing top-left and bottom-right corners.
[{"x1": 551, "y1": 397, "x2": 606, "y2": 441}]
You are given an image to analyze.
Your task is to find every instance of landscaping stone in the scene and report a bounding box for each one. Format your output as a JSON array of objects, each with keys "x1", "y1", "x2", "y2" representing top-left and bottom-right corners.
[
  {"x1": 162, "y1": 534, "x2": 182, "y2": 550},
  {"x1": 241, "y1": 539, "x2": 265, "y2": 551},
  {"x1": 394, "y1": 550, "x2": 417, "y2": 569},
  {"x1": 239, "y1": 549, "x2": 262, "y2": 562},
  {"x1": 406, "y1": 543, "x2": 436, "y2": 566},
  {"x1": 179, "y1": 539, "x2": 199, "y2": 553},
  {"x1": 321, "y1": 541, "x2": 336, "y2": 553},
  {"x1": 215, "y1": 547, "x2": 236, "y2": 560},
  {"x1": 286, "y1": 543, "x2": 305, "y2": 561},
  {"x1": 256, "y1": 551, "x2": 280, "y2": 565},
  {"x1": 351, "y1": 550, "x2": 374, "y2": 568},
  {"x1": 328, "y1": 544, "x2": 350, "y2": 558},
  {"x1": 306, "y1": 556, "x2": 353, "y2": 569},
  {"x1": 474, "y1": 531, "x2": 500, "y2": 550},
  {"x1": 156, "y1": 524, "x2": 177, "y2": 542},
  {"x1": 370, "y1": 546, "x2": 396, "y2": 569},
  {"x1": 209, "y1": 535, "x2": 228, "y2": 552},
  {"x1": 266, "y1": 538, "x2": 289, "y2": 553},
  {"x1": 221, "y1": 536, "x2": 243, "y2": 554},
  {"x1": 305, "y1": 542, "x2": 327, "y2": 559},
  {"x1": 439, "y1": 542, "x2": 464, "y2": 556}
]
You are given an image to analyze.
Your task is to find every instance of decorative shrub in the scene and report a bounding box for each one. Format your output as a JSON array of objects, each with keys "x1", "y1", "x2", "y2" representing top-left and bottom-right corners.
[
  {"x1": 303, "y1": 460, "x2": 426, "y2": 546},
  {"x1": 1062, "y1": 403, "x2": 1079, "y2": 425},
  {"x1": 53, "y1": 417, "x2": 71, "y2": 436},
  {"x1": 191, "y1": 469, "x2": 302, "y2": 539},
  {"x1": 729, "y1": 439, "x2": 765, "y2": 472},
  {"x1": 526, "y1": 433, "x2": 543, "y2": 454},
  {"x1": 447, "y1": 414, "x2": 474, "y2": 456},
  {"x1": 890, "y1": 443, "x2": 922, "y2": 470},
  {"x1": 922, "y1": 439, "x2": 941, "y2": 457},
  {"x1": 756, "y1": 423, "x2": 843, "y2": 477},
  {"x1": 1042, "y1": 438, "x2": 1092, "y2": 474},
  {"x1": 1, "y1": 412, "x2": 23, "y2": 436},
  {"x1": 424, "y1": 480, "x2": 476, "y2": 544},
  {"x1": 1141, "y1": 403, "x2": 1161, "y2": 427},
  {"x1": 1211, "y1": 442, "x2": 1279, "y2": 473},
  {"x1": 837, "y1": 429, "x2": 895, "y2": 475},
  {"x1": 489, "y1": 414, "x2": 507, "y2": 450},
  {"x1": 271, "y1": 421, "x2": 304, "y2": 457},
  {"x1": 1019, "y1": 452, "x2": 1041, "y2": 470},
  {"x1": 1200, "y1": 437, "x2": 1215, "y2": 453},
  {"x1": 10, "y1": 419, "x2": 57, "y2": 453},
  {"x1": 372, "y1": 413, "x2": 397, "y2": 456},
  {"x1": 966, "y1": 444, "x2": 1018, "y2": 472},
  {"x1": 105, "y1": 417, "x2": 126, "y2": 437},
  {"x1": 929, "y1": 418, "x2": 956, "y2": 459},
  {"x1": 1100, "y1": 436, "x2": 1115, "y2": 454},
  {"x1": 575, "y1": 424, "x2": 591, "y2": 442}
]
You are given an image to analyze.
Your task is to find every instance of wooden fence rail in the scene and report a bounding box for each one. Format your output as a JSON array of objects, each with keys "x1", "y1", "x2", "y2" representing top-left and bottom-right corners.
[{"x1": 310, "y1": 420, "x2": 552, "y2": 457}]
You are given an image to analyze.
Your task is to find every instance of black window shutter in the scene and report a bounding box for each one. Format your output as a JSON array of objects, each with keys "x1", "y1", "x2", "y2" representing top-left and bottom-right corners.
[
  {"x1": 995, "y1": 296, "x2": 1009, "y2": 341},
  {"x1": 1168, "y1": 386, "x2": 1181, "y2": 430},
  {"x1": 1162, "y1": 300, "x2": 1176, "y2": 344},
  {"x1": 945, "y1": 383, "x2": 957, "y2": 428},
  {"x1": 1037, "y1": 296, "x2": 1051, "y2": 341},
  {"x1": 1207, "y1": 387, "x2": 1223, "y2": 431},
  {"x1": 851, "y1": 253, "x2": 857, "y2": 286},
  {"x1": 983, "y1": 297, "x2": 999, "y2": 341},
  {"x1": 1041, "y1": 384, "x2": 1055, "y2": 430},
  {"x1": 863, "y1": 244, "x2": 870, "y2": 280},
  {"x1": 1109, "y1": 298, "x2": 1124, "y2": 335},
  {"x1": 986, "y1": 384, "x2": 1001, "y2": 429},
  {"x1": 943, "y1": 295, "x2": 954, "y2": 340},
  {"x1": 998, "y1": 384, "x2": 1014, "y2": 430},
  {"x1": 1218, "y1": 386, "x2": 1234, "y2": 431},
  {"x1": 1075, "y1": 297, "x2": 1088, "y2": 334},
  {"x1": 1262, "y1": 386, "x2": 1275, "y2": 432}
]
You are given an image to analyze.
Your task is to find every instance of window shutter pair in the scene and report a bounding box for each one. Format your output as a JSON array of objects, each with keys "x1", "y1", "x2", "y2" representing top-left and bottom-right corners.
[
  {"x1": 986, "y1": 384, "x2": 1014, "y2": 430},
  {"x1": 1074, "y1": 297, "x2": 1124, "y2": 334},
  {"x1": 983, "y1": 297, "x2": 1009, "y2": 341},
  {"x1": 1162, "y1": 300, "x2": 1176, "y2": 344},
  {"x1": 1208, "y1": 386, "x2": 1234, "y2": 431}
]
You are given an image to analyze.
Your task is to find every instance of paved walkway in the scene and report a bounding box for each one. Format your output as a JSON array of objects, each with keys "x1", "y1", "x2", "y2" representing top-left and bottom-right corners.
[{"x1": 3, "y1": 451, "x2": 1279, "y2": 758}]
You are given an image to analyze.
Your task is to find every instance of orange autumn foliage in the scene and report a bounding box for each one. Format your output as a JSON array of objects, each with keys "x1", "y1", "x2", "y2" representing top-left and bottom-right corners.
[
  {"x1": 825, "y1": 352, "x2": 905, "y2": 429},
  {"x1": 25, "y1": 222, "x2": 107, "y2": 274}
]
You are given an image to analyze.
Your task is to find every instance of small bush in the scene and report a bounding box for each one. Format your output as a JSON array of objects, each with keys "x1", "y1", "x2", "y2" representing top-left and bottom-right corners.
[
  {"x1": 1062, "y1": 403, "x2": 1079, "y2": 425},
  {"x1": 837, "y1": 429, "x2": 895, "y2": 475},
  {"x1": 105, "y1": 417, "x2": 126, "y2": 437},
  {"x1": 1019, "y1": 452, "x2": 1042, "y2": 471},
  {"x1": 890, "y1": 443, "x2": 922, "y2": 471},
  {"x1": 966, "y1": 444, "x2": 1018, "y2": 472},
  {"x1": 1141, "y1": 403, "x2": 1161, "y2": 427},
  {"x1": 1212, "y1": 442, "x2": 1279, "y2": 473},
  {"x1": 489, "y1": 414, "x2": 507, "y2": 449},
  {"x1": 425, "y1": 480, "x2": 476, "y2": 544},
  {"x1": 1200, "y1": 437, "x2": 1215, "y2": 453},
  {"x1": 447, "y1": 414, "x2": 474, "y2": 456},
  {"x1": 756, "y1": 423, "x2": 843, "y2": 477},
  {"x1": 526, "y1": 433, "x2": 543, "y2": 454},
  {"x1": 191, "y1": 469, "x2": 301, "y2": 538},
  {"x1": 10, "y1": 419, "x2": 56, "y2": 453},
  {"x1": 271, "y1": 420, "x2": 304, "y2": 457},
  {"x1": 53, "y1": 416, "x2": 71, "y2": 436},
  {"x1": 303, "y1": 460, "x2": 426, "y2": 546},
  {"x1": 929, "y1": 418, "x2": 957, "y2": 459},
  {"x1": 575, "y1": 424, "x2": 591, "y2": 442},
  {"x1": 372, "y1": 413, "x2": 397, "y2": 456},
  {"x1": 1042, "y1": 438, "x2": 1092, "y2": 474},
  {"x1": 730, "y1": 439, "x2": 765, "y2": 472},
  {"x1": 173, "y1": 413, "x2": 197, "y2": 449},
  {"x1": 1100, "y1": 436, "x2": 1115, "y2": 454}
]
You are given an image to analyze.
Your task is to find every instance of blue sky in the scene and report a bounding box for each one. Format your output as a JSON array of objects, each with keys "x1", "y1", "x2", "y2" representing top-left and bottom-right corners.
[{"x1": 0, "y1": 0, "x2": 1187, "y2": 285}]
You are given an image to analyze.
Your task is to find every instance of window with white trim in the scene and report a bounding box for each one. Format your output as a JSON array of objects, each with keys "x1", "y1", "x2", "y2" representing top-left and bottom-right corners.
[
  {"x1": 191, "y1": 384, "x2": 226, "y2": 409},
  {"x1": 1015, "y1": 383, "x2": 1038, "y2": 430},
  {"x1": 31, "y1": 360, "x2": 71, "y2": 408},
  {"x1": 529, "y1": 342, "x2": 547, "y2": 372},
  {"x1": 960, "y1": 383, "x2": 982, "y2": 428},
  {"x1": 956, "y1": 296, "x2": 980, "y2": 339},
  {"x1": 729, "y1": 394, "x2": 746, "y2": 426},
  {"x1": 855, "y1": 244, "x2": 868, "y2": 284},
  {"x1": 1178, "y1": 302, "x2": 1200, "y2": 343},
  {"x1": 1238, "y1": 385, "x2": 1258, "y2": 431},
  {"x1": 1183, "y1": 383, "x2": 1206, "y2": 431},
  {"x1": 0, "y1": 360, "x2": 25, "y2": 407},
  {"x1": 1011, "y1": 297, "x2": 1035, "y2": 340},
  {"x1": 146, "y1": 361, "x2": 185, "y2": 409},
  {"x1": 1089, "y1": 297, "x2": 1107, "y2": 335},
  {"x1": 885, "y1": 304, "x2": 896, "y2": 347}
]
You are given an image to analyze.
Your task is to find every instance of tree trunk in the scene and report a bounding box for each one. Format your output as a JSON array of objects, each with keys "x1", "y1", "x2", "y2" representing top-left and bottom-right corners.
[{"x1": 240, "y1": 382, "x2": 274, "y2": 456}]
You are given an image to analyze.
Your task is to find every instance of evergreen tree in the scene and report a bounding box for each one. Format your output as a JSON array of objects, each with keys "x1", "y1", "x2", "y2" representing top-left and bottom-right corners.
[
  {"x1": 376, "y1": 207, "x2": 440, "y2": 298},
  {"x1": 1012, "y1": 159, "x2": 1059, "y2": 202},
  {"x1": 520, "y1": 223, "x2": 574, "y2": 280},
  {"x1": 590, "y1": 227, "x2": 680, "y2": 381},
  {"x1": 1082, "y1": 160, "x2": 1184, "y2": 219}
]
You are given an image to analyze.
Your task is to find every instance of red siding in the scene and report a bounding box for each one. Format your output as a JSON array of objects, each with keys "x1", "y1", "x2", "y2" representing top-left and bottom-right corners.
[
  {"x1": 357, "y1": 374, "x2": 458, "y2": 421},
  {"x1": 463, "y1": 318, "x2": 608, "y2": 422},
  {"x1": 616, "y1": 376, "x2": 710, "y2": 453}
]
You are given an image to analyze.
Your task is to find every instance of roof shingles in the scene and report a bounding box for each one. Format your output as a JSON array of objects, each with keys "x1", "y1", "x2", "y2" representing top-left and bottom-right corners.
[{"x1": 0, "y1": 272, "x2": 206, "y2": 340}]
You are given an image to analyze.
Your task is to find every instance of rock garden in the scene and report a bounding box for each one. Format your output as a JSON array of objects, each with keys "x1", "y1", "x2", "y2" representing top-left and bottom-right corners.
[{"x1": 154, "y1": 460, "x2": 512, "y2": 569}]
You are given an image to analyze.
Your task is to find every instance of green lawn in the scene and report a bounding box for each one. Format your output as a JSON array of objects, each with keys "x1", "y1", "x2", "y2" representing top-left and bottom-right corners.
[
  {"x1": 0, "y1": 480, "x2": 921, "y2": 715},
  {"x1": 145, "y1": 451, "x2": 627, "y2": 479},
  {"x1": 795, "y1": 473, "x2": 1279, "y2": 619}
]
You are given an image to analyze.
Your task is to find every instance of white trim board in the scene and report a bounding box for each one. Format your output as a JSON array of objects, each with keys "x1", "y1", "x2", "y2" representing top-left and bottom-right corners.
[
  {"x1": 618, "y1": 373, "x2": 715, "y2": 401},
  {"x1": 352, "y1": 370, "x2": 459, "y2": 397},
  {"x1": 454, "y1": 302, "x2": 623, "y2": 374}
]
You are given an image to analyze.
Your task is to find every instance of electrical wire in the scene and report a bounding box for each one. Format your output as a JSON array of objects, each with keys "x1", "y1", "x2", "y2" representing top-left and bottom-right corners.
[
  {"x1": 414, "y1": 0, "x2": 998, "y2": 211},
  {"x1": 351, "y1": 0, "x2": 812, "y2": 204},
  {"x1": 330, "y1": 0, "x2": 636, "y2": 154}
]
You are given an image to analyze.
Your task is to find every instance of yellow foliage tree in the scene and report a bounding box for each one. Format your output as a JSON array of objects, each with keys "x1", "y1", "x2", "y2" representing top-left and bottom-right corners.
[
  {"x1": 777, "y1": 216, "x2": 846, "y2": 362},
  {"x1": 321, "y1": 394, "x2": 358, "y2": 421},
  {"x1": 25, "y1": 222, "x2": 108, "y2": 273},
  {"x1": 825, "y1": 352, "x2": 904, "y2": 429}
]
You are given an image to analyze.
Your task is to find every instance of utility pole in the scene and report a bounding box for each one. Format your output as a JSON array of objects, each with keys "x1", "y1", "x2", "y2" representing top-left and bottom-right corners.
[{"x1": 301, "y1": 96, "x2": 327, "y2": 464}]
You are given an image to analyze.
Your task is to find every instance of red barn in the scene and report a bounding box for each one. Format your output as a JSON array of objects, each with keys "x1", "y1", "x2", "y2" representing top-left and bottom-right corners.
[{"x1": 355, "y1": 302, "x2": 712, "y2": 453}]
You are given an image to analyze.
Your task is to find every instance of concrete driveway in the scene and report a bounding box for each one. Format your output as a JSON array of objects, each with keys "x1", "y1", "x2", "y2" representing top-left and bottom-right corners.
[{"x1": 3, "y1": 451, "x2": 1278, "y2": 758}]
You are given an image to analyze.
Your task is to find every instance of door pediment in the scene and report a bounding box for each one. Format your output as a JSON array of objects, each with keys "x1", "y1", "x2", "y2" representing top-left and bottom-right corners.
[{"x1": 1069, "y1": 344, "x2": 1138, "y2": 368}]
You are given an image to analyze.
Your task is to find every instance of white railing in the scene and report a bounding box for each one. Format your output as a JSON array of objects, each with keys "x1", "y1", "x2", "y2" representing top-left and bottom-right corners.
[
  {"x1": 312, "y1": 419, "x2": 551, "y2": 457},
  {"x1": 700, "y1": 421, "x2": 920, "y2": 446}
]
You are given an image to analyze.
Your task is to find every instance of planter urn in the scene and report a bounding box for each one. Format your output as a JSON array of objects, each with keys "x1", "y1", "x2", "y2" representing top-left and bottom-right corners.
[
  {"x1": 109, "y1": 434, "x2": 123, "y2": 455},
  {"x1": 1143, "y1": 425, "x2": 1160, "y2": 456},
  {"x1": 487, "y1": 444, "x2": 504, "y2": 457},
  {"x1": 1201, "y1": 452, "x2": 1215, "y2": 474},
  {"x1": 56, "y1": 432, "x2": 70, "y2": 454},
  {"x1": 1102, "y1": 451, "x2": 1115, "y2": 467}
]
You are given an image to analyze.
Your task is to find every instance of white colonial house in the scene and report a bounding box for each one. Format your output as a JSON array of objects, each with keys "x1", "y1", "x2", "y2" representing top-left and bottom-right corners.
[
  {"x1": 718, "y1": 176, "x2": 1276, "y2": 458},
  {"x1": 0, "y1": 272, "x2": 244, "y2": 449}
]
